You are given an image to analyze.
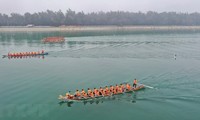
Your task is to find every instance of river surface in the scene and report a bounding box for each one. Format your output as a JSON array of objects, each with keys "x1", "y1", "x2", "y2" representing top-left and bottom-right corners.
[{"x1": 0, "y1": 30, "x2": 200, "y2": 120}]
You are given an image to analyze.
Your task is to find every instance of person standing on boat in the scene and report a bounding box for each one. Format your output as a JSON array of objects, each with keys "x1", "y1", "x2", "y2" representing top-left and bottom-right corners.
[{"x1": 133, "y1": 79, "x2": 138, "y2": 88}]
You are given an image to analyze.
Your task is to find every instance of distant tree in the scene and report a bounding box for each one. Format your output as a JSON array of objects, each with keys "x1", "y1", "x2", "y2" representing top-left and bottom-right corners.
[
  {"x1": 24, "y1": 12, "x2": 32, "y2": 25},
  {"x1": 1, "y1": 9, "x2": 200, "y2": 26},
  {"x1": 65, "y1": 9, "x2": 76, "y2": 25},
  {"x1": 0, "y1": 14, "x2": 9, "y2": 26},
  {"x1": 9, "y1": 13, "x2": 24, "y2": 26}
]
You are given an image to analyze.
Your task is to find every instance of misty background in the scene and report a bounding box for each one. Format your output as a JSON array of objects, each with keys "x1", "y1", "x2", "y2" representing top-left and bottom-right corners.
[
  {"x1": 0, "y1": 0, "x2": 200, "y2": 14},
  {"x1": 0, "y1": 0, "x2": 200, "y2": 26}
]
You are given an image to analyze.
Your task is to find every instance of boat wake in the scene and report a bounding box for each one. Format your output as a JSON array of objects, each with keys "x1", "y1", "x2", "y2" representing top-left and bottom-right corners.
[{"x1": 142, "y1": 84, "x2": 156, "y2": 89}]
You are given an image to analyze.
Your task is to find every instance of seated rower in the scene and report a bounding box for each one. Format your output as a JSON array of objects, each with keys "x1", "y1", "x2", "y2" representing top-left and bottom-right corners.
[
  {"x1": 113, "y1": 87, "x2": 117, "y2": 94},
  {"x1": 84, "y1": 93, "x2": 88, "y2": 98},
  {"x1": 93, "y1": 88, "x2": 97, "y2": 94},
  {"x1": 89, "y1": 91, "x2": 95, "y2": 98},
  {"x1": 118, "y1": 86, "x2": 123, "y2": 93},
  {"x1": 99, "y1": 87, "x2": 103, "y2": 96},
  {"x1": 115, "y1": 84, "x2": 119, "y2": 93},
  {"x1": 81, "y1": 89, "x2": 86, "y2": 96},
  {"x1": 93, "y1": 88, "x2": 99, "y2": 97},
  {"x1": 126, "y1": 83, "x2": 132, "y2": 91},
  {"x1": 81, "y1": 89, "x2": 88, "y2": 98},
  {"x1": 105, "y1": 86, "x2": 110, "y2": 96},
  {"x1": 74, "y1": 90, "x2": 81, "y2": 97},
  {"x1": 66, "y1": 91, "x2": 74, "y2": 99},
  {"x1": 103, "y1": 89, "x2": 107, "y2": 96},
  {"x1": 120, "y1": 84, "x2": 125, "y2": 92},
  {"x1": 110, "y1": 85, "x2": 114, "y2": 93},
  {"x1": 102, "y1": 87, "x2": 107, "y2": 96},
  {"x1": 87, "y1": 88, "x2": 92, "y2": 95},
  {"x1": 96, "y1": 89, "x2": 100, "y2": 96}
]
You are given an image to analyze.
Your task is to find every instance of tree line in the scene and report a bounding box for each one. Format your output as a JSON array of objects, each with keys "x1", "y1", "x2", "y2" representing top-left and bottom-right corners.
[{"x1": 1, "y1": 9, "x2": 200, "y2": 26}]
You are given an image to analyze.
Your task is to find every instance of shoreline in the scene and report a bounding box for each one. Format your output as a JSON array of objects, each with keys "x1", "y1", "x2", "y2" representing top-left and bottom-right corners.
[{"x1": 1, "y1": 26, "x2": 200, "y2": 32}]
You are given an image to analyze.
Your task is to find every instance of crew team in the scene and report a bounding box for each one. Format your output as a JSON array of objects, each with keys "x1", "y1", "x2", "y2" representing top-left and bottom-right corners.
[
  {"x1": 8, "y1": 50, "x2": 44, "y2": 56},
  {"x1": 66, "y1": 79, "x2": 138, "y2": 99}
]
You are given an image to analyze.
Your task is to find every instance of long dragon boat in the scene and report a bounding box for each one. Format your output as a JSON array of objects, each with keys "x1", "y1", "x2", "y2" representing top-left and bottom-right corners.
[
  {"x1": 58, "y1": 84, "x2": 145, "y2": 102},
  {"x1": 42, "y1": 37, "x2": 65, "y2": 43},
  {"x1": 2, "y1": 52, "x2": 48, "y2": 58}
]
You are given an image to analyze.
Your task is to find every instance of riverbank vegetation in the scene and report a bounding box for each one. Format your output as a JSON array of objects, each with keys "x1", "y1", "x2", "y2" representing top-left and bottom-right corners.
[{"x1": 1, "y1": 9, "x2": 200, "y2": 26}]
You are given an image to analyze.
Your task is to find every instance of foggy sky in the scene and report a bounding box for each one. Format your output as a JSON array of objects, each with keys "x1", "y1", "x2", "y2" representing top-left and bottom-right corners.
[{"x1": 0, "y1": 0, "x2": 200, "y2": 14}]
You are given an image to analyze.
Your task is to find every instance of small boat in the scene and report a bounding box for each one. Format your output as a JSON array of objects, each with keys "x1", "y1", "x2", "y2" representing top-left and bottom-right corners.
[
  {"x1": 58, "y1": 84, "x2": 145, "y2": 102},
  {"x1": 2, "y1": 52, "x2": 48, "y2": 58},
  {"x1": 42, "y1": 37, "x2": 65, "y2": 43}
]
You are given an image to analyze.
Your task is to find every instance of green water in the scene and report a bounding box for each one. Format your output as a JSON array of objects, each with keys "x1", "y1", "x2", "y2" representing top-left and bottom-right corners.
[{"x1": 0, "y1": 30, "x2": 200, "y2": 120}]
